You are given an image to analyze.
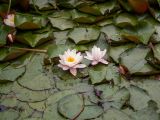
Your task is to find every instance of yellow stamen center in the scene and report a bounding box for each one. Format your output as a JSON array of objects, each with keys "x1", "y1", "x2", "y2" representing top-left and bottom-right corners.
[{"x1": 67, "y1": 56, "x2": 75, "y2": 62}]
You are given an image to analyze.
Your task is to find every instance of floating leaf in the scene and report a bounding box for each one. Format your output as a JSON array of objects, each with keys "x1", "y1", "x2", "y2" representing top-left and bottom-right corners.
[
  {"x1": 68, "y1": 27, "x2": 100, "y2": 44},
  {"x1": 105, "y1": 63, "x2": 121, "y2": 85},
  {"x1": 101, "y1": 24, "x2": 125, "y2": 43},
  {"x1": 120, "y1": 45, "x2": 159, "y2": 74},
  {"x1": 29, "y1": 0, "x2": 57, "y2": 10},
  {"x1": 47, "y1": 44, "x2": 69, "y2": 58},
  {"x1": 103, "y1": 108, "x2": 132, "y2": 120},
  {"x1": 153, "y1": 43, "x2": 160, "y2": 62},
  {"x1": 58, "y1": 94, "x2": 84, "y2": 119},
  {"x1": 0, "y1": 64, "x2": 25, "y2": 83},
  {"x1": 49, "y1": 17, "x2": 75, "y2": 30},
  {"x1": 0, "y1": 25, "x2": 11, "y2": 45},
  {"x1": 16, "y1": 30, "x2": 53, "y2": 47},
  {"x1": 15, "y1": 13, "x2": 47, "y2": 30},
  {"x1": 12, "y1": 82, "x2": 50, "y2": 102},
  {"x1": 71, "y1": 9, "x2": 97, "y2": 23},
  {"x1": 89, "y1": 64, "x2": 107, "y2": 84},
  {"x1": 109, "y1": 43, "x2": 136, "y2": 63},
  {"x1": 114, "y1": 13, "x2": 138, "y2": 27},
  {"x1": 0, "y1": 109, "x2": 19, "y2": 120},
  {"x1": 43, "y1": 103, "x2": 66, "y2": 120},
  {"x1": 121, "y1": 21, "x2": 155, "y2": 44},
  {"x1": 128, "y1": 86, "x2": 151, "y2": 110},
  {"x1": 78, "y1": 0, "x2": 120, "y2": 15},
  {"x1": 77, "y1": 105, "x2": 103, "y2": 119},
  {"x1": 0, "y1": 45, "x2": 27, "y2": 62}
]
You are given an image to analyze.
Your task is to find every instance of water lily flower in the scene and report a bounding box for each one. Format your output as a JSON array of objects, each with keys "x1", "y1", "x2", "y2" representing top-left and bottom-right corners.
[
  {"x1": 84, "y1": 46, "x2": 109, "y2": 65},
  {"x1": 3, "y1": 14, "x2": 15, "y2": 27},
  {"x1": 58, "y1": 49, "x2": 86, "y2": 76}
]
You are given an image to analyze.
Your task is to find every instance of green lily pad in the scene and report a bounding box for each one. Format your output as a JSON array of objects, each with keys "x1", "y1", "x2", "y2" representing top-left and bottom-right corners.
[
  {"x1": 18, "y1": 53, "x2": 53, "y2": 90},
  {"x1": 29, "y1": 0, "x2": 57, "y2": 10},
  {"x1": 108, "y1": 88, "x2": 130, "y2": 109},
  {"x1": 77, "y1": 105, "x2": 103, "y2": 119},
  {"x1": 136, "y1": 79, "x2": 160, "y2": 110},
  {"x1": 68, "y1": 27, "x2": 100, "y2": 44},
  {"x1": 47, "y1": 44, "x2": 69, "y2": 58},
  {"x1": 120, "y1": 45, "x2": 159, "y2": 74},
  {"x1": 43, "y1": 103, "x2": 66, "y2": 120},
  {"x1": 101, "y1": 24, "x2": 125, "y2": 43},
  {"x1": 0, "y1": 25, "x2": 11, "y2": 45},
  {"x1": 12, "y1": 82, "x2": 50, "y2": 102},
  {"x1": 0, "y1": 64, "x2": 25, "y2": 83},
  {"x1": 49, "y1": 17, "x2": 75, "y2": 30},
  {"x1": 0, "y1": 97, "x2": 17, "y2": 108},
  {"x1": 103, "y1": 108, "x2": 132, "y2": 120},
  {"x1": 106, "y1": 63, "x2": 121, "y2": 85},
  {"x1": 0, "y1": 109, "x2": 20, "y2": 120},
  {"x1": 89, "y1": 64, "x2": 107, "y2": 84},
  {"x1": 58, "y1": 94, "x2": 84, "y2": 119},
  {"x1": 15, "y1": 13, "x2": 47, "y2": 30},
  {"x1": 46, "y1": 90, "x2": 76, "y2": 106},
  {"x1": 71, "y1": 9, "x2": 97, "y2": 23},
  {"x1": 128, "y1": 86, "x2": 151, "y2": 110},
  {"x1": 109, "y1": 43, "x2": 136, "y2": 63},
  {"x1": 28, "y1": 101, "x2": 46, "y2": 111},
  {"x1": 16, "y1": 30, "x2": 53, "y2": 47},
  {"x1": 114, "y1": 13, "x2": 138, "y2": 27},
  {"x1": 78, "y1": 0, "x2": 120, "y2": 15},
  {"x1": 95, "y1": 84, "x2": 119, "y2": 99},
  {"x1": 0, "y1": 82, "x2": 13, "y2": 94},
  {"x1": 121, "y1": 21, "x2": 155, "y2": 44},
  {"x1": 0, "y1": 45, "x2": 27, "y2": 62},
  {"x1": 153, "y1": 43, "x2": 160, "y2": 62}
]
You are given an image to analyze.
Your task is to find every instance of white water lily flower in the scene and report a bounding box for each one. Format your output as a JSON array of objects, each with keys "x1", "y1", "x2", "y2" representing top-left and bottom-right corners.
[
  {"x1": 84, "y1": 46, "x2": 109, "y2": 65},
  {"x1": 58, "y1": 49, "x2": 86, "y2": 76},
  {"x1": 4, "y1": 14, "x2": 15, "y2": 27}
]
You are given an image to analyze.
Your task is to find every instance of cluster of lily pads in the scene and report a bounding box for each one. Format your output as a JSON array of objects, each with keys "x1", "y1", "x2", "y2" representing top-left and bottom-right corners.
[{"x1": 0, "y1": 0, "x2": 160, "y2": 120}]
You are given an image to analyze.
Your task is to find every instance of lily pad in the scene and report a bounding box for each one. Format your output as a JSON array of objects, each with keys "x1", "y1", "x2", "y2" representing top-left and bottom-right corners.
[
  {"x1": 0, "y1": 109, "x2": 20, "y2": 120},
  {"x1": 77, "y1": 105, "x2": 103, "y2": 120},
  {"x1": 128, "y1": 86, "x2": 151, "y2": 110},
  {"x1": 153, "y1": 43, "x2": 160, "y2": 62},
  {"x1": 49, "y1": 17, "x2": 75, "y2": 30},
  {"x1": 12, "y1": 82, "x2": 50, "y2": 102},
  {"x1": 15, "y1": 13, "x2": 47, "y2": 30},
  {"x1": 0, "y1": 64, "x2": 25, "y2": 83},
  {"x1": 16, "y1": 30, "x2": 53, "y2": 47},
  {"x1": 68, "y1": 27, "x2": 100, "y2": 44},
  {"x1": 103, "y1": 108, "x2": 132, "y2": 120},
  {"x1": 114, "y1": 13, "x2": 138, "y2": 27},
  {"x1": 89, "y1": 64, "x2": 107, "y2": 84},
  {"x1": 58, "y1": 94, "x2": 84, "y2": 119},
  {"x1": 120, "y1": 45, "x2": 159, "y2": 74}
]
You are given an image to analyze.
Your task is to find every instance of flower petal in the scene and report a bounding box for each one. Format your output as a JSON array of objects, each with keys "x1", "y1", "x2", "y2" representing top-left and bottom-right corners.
[
  {"x1": 102, "y1": 49, "x2": 106, "y2": 57},
  {"x1": 84, "y1": 51, "x2": 93, "y2": 60},
  {"x1": 73, "y1": 64, "x2": 86, "y2": 68},
  {"x1": 70, "y1": 68, "x2": 77, "y2": 76},
  {"x1": 91, "y1": 61, "x2": 99, "y2": 65},
  {"x1": 58, "y1": 64, "x2": 69, "y2": 70},
  {"x1": 100, "y1": 59, "x2": 109, "y2": 65}
]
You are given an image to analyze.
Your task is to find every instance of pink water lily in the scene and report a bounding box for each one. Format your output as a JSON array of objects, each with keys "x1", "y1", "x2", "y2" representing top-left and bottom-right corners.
[
  {"x1": 58, "y1": 49, "x2": 86, "y2": 76},
  {"x1": 4, "y1": 14, "x2": 15, "y2": 27},
  {"x1": 84, "y1": 46, "x2": 109, "y2": 65}
]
